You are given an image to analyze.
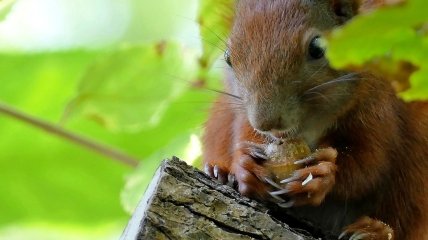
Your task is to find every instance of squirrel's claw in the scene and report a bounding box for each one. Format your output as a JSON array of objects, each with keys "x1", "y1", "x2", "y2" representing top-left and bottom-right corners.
[
  {"x1": 270, "y1": 188, "x2": 291, "y2": 195},
  {"x1": 349, "y1": 232, "x2": 369, "y2": 240},
  {"x1": 251, "y1": 149, "x2": 269, "y2": 160},
  {"x1": 239, "y1": 141, "x2": 269, "y2": 160},
  {"x1": 293, "y1": 155, "x2": 316, "y2": 165},
  {"x1": 205, "y1": 164, "x2": 231, "y2": 185},
  {"x1": 264, "y1": 177, "x2": 282, "y2": 190},
  {"x1": 302, "y1": 173, "x2": 313, "y2": 186},
  {"x1": 338, "y1": 231, "x2": 369, "y2": 240},
  {"x1": 227, "y1": 174, "x2": 236, "y2": 188},
  {"x1": 280, "y1": 175, "x2": 300, "y2": 184},
  {"x1": 338, "y1": 230, "x2": 347, "y2": 239},
  {"x1": 277, "y1": 200, "x2": 295, "y2": 208},
  {"x1": 213, "y1": 165, "x2": 229, "y2": 184},
  {"x1": 204, "y1": 163, "x2": 214, "y2": 178},
  {"x1": 268, "y1": 191, "x2": 286, "y2": 202}
]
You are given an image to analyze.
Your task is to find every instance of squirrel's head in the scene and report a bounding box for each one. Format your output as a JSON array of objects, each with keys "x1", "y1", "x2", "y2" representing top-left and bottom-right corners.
[{"x1": 226, "y1": 0, "x2": 364, "y2": 146}]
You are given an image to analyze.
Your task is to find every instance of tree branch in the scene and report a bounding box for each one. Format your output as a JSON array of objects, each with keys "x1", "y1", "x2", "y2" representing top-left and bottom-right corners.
[{"x1": 0, "y1": 101, "x2": 139, "y2": 167}]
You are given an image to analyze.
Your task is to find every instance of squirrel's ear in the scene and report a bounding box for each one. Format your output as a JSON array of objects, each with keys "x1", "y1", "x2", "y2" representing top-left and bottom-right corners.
[{"x1": 330, "y1": 0, "x2": 361, "y2": 21}]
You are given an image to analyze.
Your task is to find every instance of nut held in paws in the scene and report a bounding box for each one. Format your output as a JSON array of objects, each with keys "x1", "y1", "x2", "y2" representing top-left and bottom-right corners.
[{"x1": 264, "y1": 138, "x2": 311, "y2": 184}]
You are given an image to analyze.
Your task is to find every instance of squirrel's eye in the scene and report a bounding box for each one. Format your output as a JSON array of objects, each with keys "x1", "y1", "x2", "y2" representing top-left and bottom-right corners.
[
  {"x1": 224, "y1": 49, "x2": 232, "y2": 67},
  {"x1": 308, "y1": 36, "x2": 326, "y2": 60}
]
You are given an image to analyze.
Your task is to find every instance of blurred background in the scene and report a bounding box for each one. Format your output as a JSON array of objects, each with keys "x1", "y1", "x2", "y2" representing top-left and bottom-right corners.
[
  {"x1": 0, "y1": 0, "x2": 426, "y2": 239},
  {"x1": 0, "y1": 0, "x2": 226, "y2": 239}
]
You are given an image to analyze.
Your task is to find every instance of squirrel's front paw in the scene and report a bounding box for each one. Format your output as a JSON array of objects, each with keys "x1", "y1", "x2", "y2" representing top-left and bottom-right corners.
[
  {"x1": 233, "y1": 156, "x2": 271, "y2": 200},
  {"x1": 270, "y1": 147, "x2": 338, "y2": 207},
  {"x1": 229, "y1": 142, "x2": 274, "y2": 201},
  {"x1": 339, "y1": 216, "x2": 394, "y2": 240},
  {"x1": 203, "y1": 142, "x2": 272, "y2": 198},
  {"x1": 204, "y1": 163, "x2": 236, "y2": 187}
]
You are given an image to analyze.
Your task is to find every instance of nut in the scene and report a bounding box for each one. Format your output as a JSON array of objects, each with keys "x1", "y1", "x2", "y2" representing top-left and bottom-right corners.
[{"x1": 264, "y1": 138, "x2": 311, "y2": 181}]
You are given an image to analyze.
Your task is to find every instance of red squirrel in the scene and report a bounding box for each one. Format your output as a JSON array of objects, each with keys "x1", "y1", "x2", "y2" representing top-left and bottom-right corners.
[{"x1": 202, "y1": 0, "x2": 428, "y2": 239}]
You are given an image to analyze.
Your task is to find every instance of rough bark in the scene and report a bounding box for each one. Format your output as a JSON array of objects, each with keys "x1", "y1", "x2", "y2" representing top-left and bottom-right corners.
[{"x1": 120, "y1": 157, "x2": 331, "y2": 240}]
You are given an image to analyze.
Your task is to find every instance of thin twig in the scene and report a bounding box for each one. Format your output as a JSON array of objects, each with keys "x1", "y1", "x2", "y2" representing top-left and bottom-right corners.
[{"x1": 0, "y1": 101, "x2": 139, "y2": 168}]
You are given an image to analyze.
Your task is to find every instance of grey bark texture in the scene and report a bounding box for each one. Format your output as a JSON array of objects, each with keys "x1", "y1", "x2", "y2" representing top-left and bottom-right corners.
[{"x1": 120, "y1": 157, "x2": 331, "y2": 240}]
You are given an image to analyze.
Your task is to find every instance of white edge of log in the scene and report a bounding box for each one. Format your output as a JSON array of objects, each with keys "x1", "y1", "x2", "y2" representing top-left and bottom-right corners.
[
  {"x1": 120, "y1": 164, "x2": 163, "y2": 240},
  {"x1": 120, "y1": 157, "x2": 324, "y2": 240}
]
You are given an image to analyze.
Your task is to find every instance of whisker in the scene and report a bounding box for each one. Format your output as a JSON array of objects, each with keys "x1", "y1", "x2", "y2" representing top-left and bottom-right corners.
[
  {"x1": 303, "y1": 73, "x2": 360, "y2": 95},
  {"x1": 205, "y1": 87, "x2": 243, "y2": 101},
  {"x1": 219, "y1": 103, "x2": 245, "y2": 108},
  {"x1": 202, "y1": 25, "x2": 228, "y2": 47},
  {"x1": 306, "y1": 91, "x2": 331, "y2": 102},
  {"x1": 200, "y1": 37, "x2": 227, "y2": 52},
  {"x1": 211, "y1": 106, "x2": 245, "y2": 111},
  {"x1": 307, "y1": 90, "x2": 355, "y2": 98},
  {"x1": 163, "y1": 74, "x2": 233, "y2": 93},
  {"x1": 306, "y1": 62, "x2": 329, "y2": 82},
  {"x1": 304, "y1": 87, "x2": 361, "y2": 102},
  {"x1": 210, "y1": 107, "x2": 246, "y2": 114},
  {"x1": 214, "y1": 66, "x2": 229, "y2": 70}
]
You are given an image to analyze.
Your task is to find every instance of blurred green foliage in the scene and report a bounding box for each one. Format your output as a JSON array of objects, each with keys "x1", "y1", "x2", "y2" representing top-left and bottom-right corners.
[
  {"x1": 65, "y1": 43, "x2": 198, "y2": 131},
  {"x1": 0, "y1": 0, "x2": 214, "y2": 239},
  {"x1": 327, "y1": 0, "x2": 428, "y2": 100},
  {"x1": 0, "y1": 0, "x2": 427, "y2": 239}
]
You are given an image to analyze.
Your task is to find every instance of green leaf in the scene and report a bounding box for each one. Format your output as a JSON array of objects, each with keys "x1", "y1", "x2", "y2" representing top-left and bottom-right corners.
[
  {"x1": 400, "y1": 67, "x2": 428, "y2": 100},
  {"x1": 65, "y1": 42, "x2": 199, "y2": 132},
  {"x1": 327, "y1": 0, "x2": 428, "y2": 100}
]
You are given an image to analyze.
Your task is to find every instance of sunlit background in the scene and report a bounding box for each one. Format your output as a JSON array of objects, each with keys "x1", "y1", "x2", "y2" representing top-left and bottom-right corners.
[
  {"x1": 0, "y1": 0, "x2": 220, "y2": 239},
  {"x1": 0, "y1": 0, "x2": 201, "y2": 51}
]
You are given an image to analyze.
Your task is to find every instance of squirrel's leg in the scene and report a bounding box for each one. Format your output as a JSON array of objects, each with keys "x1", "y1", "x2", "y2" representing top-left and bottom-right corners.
[{"x1": 203, "y1": 96, "x2": 236, "y2": 185}]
